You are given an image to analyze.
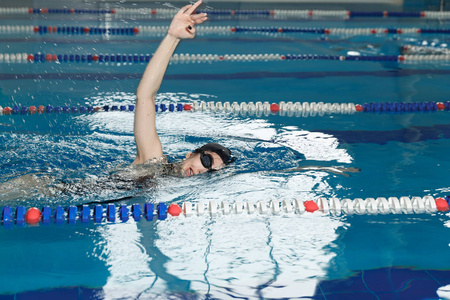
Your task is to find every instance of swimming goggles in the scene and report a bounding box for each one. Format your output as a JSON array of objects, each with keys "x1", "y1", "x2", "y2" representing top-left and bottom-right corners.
[{"x1": 195, "y1": 150, "x2": 214, "y2": 170}]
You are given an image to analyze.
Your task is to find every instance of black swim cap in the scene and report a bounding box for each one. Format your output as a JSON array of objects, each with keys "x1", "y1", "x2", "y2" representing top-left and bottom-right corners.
[{"x1": 195, "y1": 143, "x2": 234, "y2": 165}]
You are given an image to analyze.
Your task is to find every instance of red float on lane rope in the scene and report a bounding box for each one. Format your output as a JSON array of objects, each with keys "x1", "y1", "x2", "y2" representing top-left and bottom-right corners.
[
  {"x1": 25, "y1": 207, "x2": 41, "y2": 224},
  {"x1": 167, "y1": 204, "x2": 182, "y2": 216},
  {"x1": 3, "y1": 107, "x2": 12, "y2": 115},
  {"x1": 355, "y1": 104, "x2": 363, "y2": 112},
  {"x1": 183, "y1": 104, "x2": 192, "y2": 111},
  {"x1": 270, "y1": 103, "x2": 280, "y2": 113},
  {"x1": 29, "y1": 106, "x2": 37, "y2": 114},
  {"x1": 435, "y1": 198, "x2": 449, "y2": 212},
  {"x1": 304, "y1": 200, "x2": 319, "y2": 213}
]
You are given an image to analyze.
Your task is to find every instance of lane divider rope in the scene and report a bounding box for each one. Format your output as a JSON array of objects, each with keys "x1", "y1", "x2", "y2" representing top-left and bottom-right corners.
[
  {"x1": 1, "y1": 101, "x2": 448, "y2": 117},
  {"x1": 403, "y1": 44, "x2": 450, "y2": 55},
  {"x1": 1, "y1": 52, "x2": 450, "y2": 64},
  {"x1": 2, "y1": 196, "x2": 449, "y2": 228},
  {"x1": 2, "y1": 25, "x2": 450, "y2": 36},
  {"x1": 1, "y1": 8, "x2": 450, "y2": 19}
]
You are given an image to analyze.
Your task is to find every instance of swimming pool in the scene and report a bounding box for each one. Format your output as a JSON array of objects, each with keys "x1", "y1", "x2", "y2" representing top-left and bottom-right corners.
[{"x1": 1, "y1": 0, "x2": 450, "y2": 299}]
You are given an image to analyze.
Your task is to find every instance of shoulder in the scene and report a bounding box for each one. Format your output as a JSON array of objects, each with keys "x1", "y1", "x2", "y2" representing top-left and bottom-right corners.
[{"x1": 142, "y1": 156, "x2": 169, "y2": 165}]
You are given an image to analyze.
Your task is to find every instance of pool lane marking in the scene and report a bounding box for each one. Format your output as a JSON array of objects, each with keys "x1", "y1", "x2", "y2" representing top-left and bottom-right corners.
[
  {"x1": 1, "y1": 53, "x2": 450, "y2": 64},
  {"x1": 2, "y1": 8, "x2": 450, "y2": 19},
  {"x1": 1, "y1": 100, "x2": 449, "y2": 116},
  {"x1": 3, "y1": 25, "x2": 450, "y2": 36},
  {"x1": 1, "y1": 196, "x2": 448, "y2": 227}
]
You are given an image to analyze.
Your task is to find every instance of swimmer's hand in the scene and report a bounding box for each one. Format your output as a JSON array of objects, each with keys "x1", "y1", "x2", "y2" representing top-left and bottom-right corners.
[{"x1": 168, "y1": 0, "x2": 207, "y2": 39}]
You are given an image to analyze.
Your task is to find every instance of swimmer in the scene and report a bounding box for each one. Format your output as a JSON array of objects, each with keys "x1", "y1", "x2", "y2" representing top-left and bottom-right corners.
[
  {"x1": 0, "y1": 1, "x2": 232, "y2": 202},
  {"x1": 132, "y1": 0, "x2": 233, "y2": 176},
  {"x1": 0, "y1": 2, "x2": 359, "y2": 203}
]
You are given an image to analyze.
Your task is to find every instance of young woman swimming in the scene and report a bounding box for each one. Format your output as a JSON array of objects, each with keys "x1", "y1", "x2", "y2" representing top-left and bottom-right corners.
[
  {"x1": 0, "y1": 1, "x2": 359, "y2": 203},
  {"x1": 132, "y1": 0, "x2": 233, "y2": 177},
  {"x1": 0, "y1": 1, "x2": 234, "y2": 202}
]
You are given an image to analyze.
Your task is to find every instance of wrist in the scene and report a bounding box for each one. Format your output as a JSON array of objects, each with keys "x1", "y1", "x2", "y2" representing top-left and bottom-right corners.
[{"x1": 167, "y1": 31, "x2": 182, "y2": 42}]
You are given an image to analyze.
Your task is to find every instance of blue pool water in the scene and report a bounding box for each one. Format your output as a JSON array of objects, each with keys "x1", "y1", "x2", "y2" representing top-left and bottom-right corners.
[{"x1": 1, "y1": 0, "x2": 450, "y2": 299}]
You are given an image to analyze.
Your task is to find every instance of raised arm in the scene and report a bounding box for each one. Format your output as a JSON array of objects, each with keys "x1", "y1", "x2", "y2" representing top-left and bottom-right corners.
[{"x1": 133, "y1": 1, "x2": 207, "y2": 164}]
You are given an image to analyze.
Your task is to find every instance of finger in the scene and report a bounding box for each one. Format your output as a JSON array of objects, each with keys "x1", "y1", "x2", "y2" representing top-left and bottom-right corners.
[
  {"x1": 191, "y1": 13, "x2": 207, "y2": 22},
  {"x1": 193, "y1": 16, "x2": 207, "y2": 25},
  {"x1": 185, "y1": 0, "x2": 202, "y2": 15},
  {"x1": 178, "y1": 4, "x2": 192, "y2": 14},
  {"x1": 186, "y1": 25, "x2": 196, "y2": 37}
]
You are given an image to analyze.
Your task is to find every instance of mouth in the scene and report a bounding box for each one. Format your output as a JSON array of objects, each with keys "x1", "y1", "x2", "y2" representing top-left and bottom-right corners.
[{"x1": 186, "y1": 168, "x2": 194, "y2": 177}]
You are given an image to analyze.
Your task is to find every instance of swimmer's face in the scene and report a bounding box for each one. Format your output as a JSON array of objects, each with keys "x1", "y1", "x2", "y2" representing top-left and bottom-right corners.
[{"x1": 181, "y1": 151, "x2": 225, "y2": 177}]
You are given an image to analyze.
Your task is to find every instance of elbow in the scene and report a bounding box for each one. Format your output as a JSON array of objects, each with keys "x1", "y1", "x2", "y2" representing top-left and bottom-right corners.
[
  {"x1": 136, "y1": 92, "x2": 156, "y2": 104},
  {"x1": 136, "y1": 84, "x2": 157, "y2": 103}
]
